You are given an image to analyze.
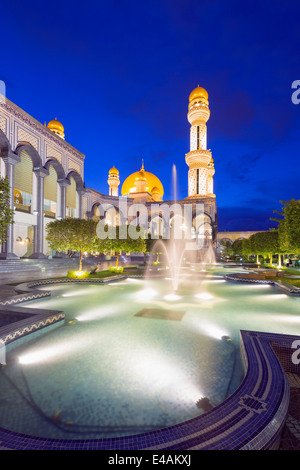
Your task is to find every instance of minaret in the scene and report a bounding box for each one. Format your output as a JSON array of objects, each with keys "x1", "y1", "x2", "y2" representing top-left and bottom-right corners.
[
  {"x1": 107, "y1": 166, "x2": 120, "y2": 196},
  {"x1": 185, "y1": 86, "x2": 215, "y2": 198}
]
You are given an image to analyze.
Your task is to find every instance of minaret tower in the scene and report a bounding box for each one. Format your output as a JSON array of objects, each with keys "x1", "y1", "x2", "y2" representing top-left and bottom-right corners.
[
  {"x1": 185, "y1": 86, "x2": 215, "y2": 198},
  {"x1": 107, "y1": 166, "x2": 120, "y2": 196}
]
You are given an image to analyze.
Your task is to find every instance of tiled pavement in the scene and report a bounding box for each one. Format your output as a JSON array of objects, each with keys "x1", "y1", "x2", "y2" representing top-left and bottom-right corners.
[{"x1": 279, "y1": 373, "x2": 300, "y2": 450}]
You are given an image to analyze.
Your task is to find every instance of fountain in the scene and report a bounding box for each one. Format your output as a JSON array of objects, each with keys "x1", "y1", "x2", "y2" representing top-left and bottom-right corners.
[{"x1": 146, "y1": 164, "x2": 216, "y2": 293}]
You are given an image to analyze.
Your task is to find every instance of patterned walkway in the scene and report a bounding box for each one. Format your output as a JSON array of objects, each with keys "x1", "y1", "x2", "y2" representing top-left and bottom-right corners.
[{"x1": 280, "y1": 373, "x2": 300, "y2": 450}]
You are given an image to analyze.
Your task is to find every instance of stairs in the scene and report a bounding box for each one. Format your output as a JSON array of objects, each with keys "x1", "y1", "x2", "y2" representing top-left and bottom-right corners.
[{"x1": 0, "y1": 257, "x2": 97, "y2": 273}]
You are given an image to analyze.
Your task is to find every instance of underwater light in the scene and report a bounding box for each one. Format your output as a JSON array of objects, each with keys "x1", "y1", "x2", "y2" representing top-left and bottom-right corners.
[
  {"x1": 222, "y1": 335, "x2": 232, "y2": 342},
  {"x1": 65, "y1": 319, "x2": 77, "y2": 326},
  {"x1": 135, "y1": 287, "x2": 157, "y2": 301},
  {"x1": 195, "y1": 293, "x2": 214, "y2": 301},
  {"x1": 164, "y1": 294, "x2": 181, "y2": 301}
]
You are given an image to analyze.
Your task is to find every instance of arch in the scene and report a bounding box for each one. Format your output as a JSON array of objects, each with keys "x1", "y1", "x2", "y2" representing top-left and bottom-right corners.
[
  {"x1": 44, "y1": 165, "x2": 58, "y2": 218},
  {"x1": 0, "y1": 128, "x2": 11, "y2": 157},
  {"x1": 15, "y1": 143, "x2": 42, "y2": 169},
  {"x1": 66, "y1": 170, "x2": 84, "y2": 190},
  {"x1": 44, "y1": 158, "x2": 66, "y2": 181},
  {"x1": 219, "y1": 238, "x2": 233, "y2": 246},
  {"x1": 91, "y1": 202, "x2": 101, "y2": 218},
  {"x1": 233, "y1": 237, "x2": 246, "y2": 243},
  {"x1": 148, "y1": 213, "x2": 165, "y2": 238},
  {"x1": 14, "y1": 149, "x2": 34, "y2": 209},
  {"x1": 192, "y1": 211, "x2": 212, "y2": 230}
]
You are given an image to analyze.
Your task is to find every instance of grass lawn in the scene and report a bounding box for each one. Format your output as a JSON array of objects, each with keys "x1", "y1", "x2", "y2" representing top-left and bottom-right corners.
[{"x1": 265, "y1": 276, "x2": 300, "y2": 288}]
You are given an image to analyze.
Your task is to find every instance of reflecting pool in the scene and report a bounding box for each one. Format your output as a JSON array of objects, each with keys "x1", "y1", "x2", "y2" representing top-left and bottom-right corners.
[{"x1": 0, "y1": 266, "x2": 299, "y2": 440}]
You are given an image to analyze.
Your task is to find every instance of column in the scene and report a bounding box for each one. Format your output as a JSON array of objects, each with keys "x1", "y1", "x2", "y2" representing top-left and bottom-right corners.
[
  {"x1": 77, "y1": 188, "x2": 86, "y2": 219},
  {"x1": 57, "y1": 179, "x2": 69, "y2": 219},
  {"x1": 0, "y1": 153, "x2": 20, "y2": 259},
  {"x1": 29, "y1": 168, "x2": 48, "y2": 259}
]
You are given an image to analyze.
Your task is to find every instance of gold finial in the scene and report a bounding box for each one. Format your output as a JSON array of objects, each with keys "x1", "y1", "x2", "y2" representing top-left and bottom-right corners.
[{"x1": 141, "y1": 159, "x2": 144, "y2": 170}]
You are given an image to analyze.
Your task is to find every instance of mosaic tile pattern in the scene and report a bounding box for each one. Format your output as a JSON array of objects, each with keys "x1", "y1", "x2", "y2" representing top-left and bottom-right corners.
[{"x1": 0, "y1": 277, "x2": 296, "y2": 450}]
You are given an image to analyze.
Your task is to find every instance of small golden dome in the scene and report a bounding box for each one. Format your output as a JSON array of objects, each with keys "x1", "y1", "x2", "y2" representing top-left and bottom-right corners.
[
  {"x1": 189, "y1": 86, "x2": 208, "y2": 102},
  {"x1": 47, "y1": 118, "x2": 65, "y2": 139},
  {"x1": 109, "y1": 166, "x2": 119, "y2": 175},
  {"x1": 151, "y1": 186, "x2": 160, "y2": 194}
]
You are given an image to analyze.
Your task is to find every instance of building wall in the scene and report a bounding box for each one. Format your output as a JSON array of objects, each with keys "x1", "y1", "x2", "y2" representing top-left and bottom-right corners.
[
  {"x1": 0, "y1": 96, "x2": 85, "y2": 259},
  {"x1": 0, "y1": 94, "x2": 218, "y2": 258}
]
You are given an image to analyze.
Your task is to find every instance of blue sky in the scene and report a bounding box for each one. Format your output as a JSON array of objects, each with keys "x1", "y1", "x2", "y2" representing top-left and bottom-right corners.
[{"x1": 1, "y1": 0, "x2": 300, "y2": 230}]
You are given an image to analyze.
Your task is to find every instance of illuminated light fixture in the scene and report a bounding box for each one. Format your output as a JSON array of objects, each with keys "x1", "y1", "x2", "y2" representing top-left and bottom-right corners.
[
  {"x1": 164, "y1": 293, "x2": 181, "y2": 301},
  {"x1": 196, "y1": 397, "x2": 213, "y2": 412},
  {"x1": 16, "y1": 236, "x2": 22, "y2": 243},
  {"x1": 222, "y1": 335, "x2": 232, "y2": 342},
  {"x1": 25, "y1": 237, "x2": 30, "y2": 243},
  {"x1": 135, "y1": 287, "x2": 157, "y2": 301},
  {"x1": 195, "y1": 292, "x2": 214, "y2": 300},
  {"x1": 65, "y1": 319, "x2": 77, "y2": 326},
  {"x1": 74, "y1": 271, "x2": 86, "y2": 277}
]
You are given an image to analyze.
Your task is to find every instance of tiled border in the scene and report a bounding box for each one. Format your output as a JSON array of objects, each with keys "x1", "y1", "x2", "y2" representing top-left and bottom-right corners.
[
  {"x1": 0, "y1": 277, "x2": 297, "y2": 450},
  {"x1": 225, "y1": 272, "x2": 300, "y2": 295}
]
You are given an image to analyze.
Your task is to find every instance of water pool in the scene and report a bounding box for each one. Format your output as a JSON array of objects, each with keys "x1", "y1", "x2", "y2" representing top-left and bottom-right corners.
[{"x1": 0, "y1": 266, "x2": 299, "y2": 440}]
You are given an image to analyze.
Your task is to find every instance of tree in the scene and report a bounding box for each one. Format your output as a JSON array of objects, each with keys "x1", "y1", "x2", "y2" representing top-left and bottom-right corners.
[
  {"x1": 220, "y1": 240, "x2": 233, "y2": 257},
  {"x1": 245, "y1": 231, "x2": 280, "y2": 266},
  {"x1": 0, "y1": 176, "x2": 14, "y2": 245},
  {"x1": 95, "y1": 224, "x2": 146, "y2": 268},
  {"x1": 144, "y1": 235, "x2": 164, "y2": 264},
  {"x1": 242, "y1": 238, "x2": 253, "y2": 260},
  {"x1": 271, "y1": 200, "x2": 300, "y2": 255},
  {"x1": 232, "y1": 239, "x2": 244, "y2": 257},
  {"x1": 46, "y1": 218, "x2": 98, "y2": 271}
]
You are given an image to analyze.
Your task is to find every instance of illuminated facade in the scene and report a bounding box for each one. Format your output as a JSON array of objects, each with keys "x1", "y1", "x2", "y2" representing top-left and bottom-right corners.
[
  {"x1": 0, "y1": 86, "x2": 217, "y2": 258},
  {"x1": 186, "y1": 86, "x2": 215, "y2": 198}
]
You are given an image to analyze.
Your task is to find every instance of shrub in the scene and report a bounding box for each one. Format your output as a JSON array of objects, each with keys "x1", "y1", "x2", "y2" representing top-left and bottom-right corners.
[
  {"x1": 67, "y1": 270, "x2": 89, "y2": 279},
  {"x1": 109, "y1": 266, "x2": 124, "y2": 273}
]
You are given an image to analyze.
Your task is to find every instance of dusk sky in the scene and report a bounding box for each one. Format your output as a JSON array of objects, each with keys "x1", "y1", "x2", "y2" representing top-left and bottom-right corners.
[{"x1": 1, "y1": 0, "x2": 300, "y2": 231}]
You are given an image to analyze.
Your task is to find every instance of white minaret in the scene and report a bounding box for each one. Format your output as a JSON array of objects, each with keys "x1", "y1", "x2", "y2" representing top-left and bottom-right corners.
[
  {"x1": 107, "y1": 166, "x2": 120, "y2": 196},
  {"x1": 185, "y1": 86, "x2": 215, "y2": 198}
]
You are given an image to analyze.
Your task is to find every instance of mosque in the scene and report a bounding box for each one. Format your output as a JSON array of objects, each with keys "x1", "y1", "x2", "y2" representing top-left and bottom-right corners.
[{"x1": 0, "y1": 86, "x2": 218, "y2": 259}]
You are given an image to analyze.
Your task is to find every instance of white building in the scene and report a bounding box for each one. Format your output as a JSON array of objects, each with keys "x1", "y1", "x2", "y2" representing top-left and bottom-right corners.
[{"x1": 0, "y1": 86, "x2": 218, "y2": 259}]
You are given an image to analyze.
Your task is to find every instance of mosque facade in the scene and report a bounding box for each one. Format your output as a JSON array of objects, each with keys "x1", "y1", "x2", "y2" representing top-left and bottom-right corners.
[{"x1": 0, "y1": 86, "x2": 218, "y2": 259}]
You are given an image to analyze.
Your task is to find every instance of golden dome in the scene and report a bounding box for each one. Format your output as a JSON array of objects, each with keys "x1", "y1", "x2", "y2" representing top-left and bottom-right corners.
[
  {"x1": 189, "y1": 86, "x2": 208, "y2": 102},
  {"x1": 121, "y1": 166, "x2": 164, "y2": 197},
  {"x1": 109, "y1": 166, "x2": 119, "y2": 175},
  {"x1": 47, "y1": 118, "x2": 65, "y2": 139}
]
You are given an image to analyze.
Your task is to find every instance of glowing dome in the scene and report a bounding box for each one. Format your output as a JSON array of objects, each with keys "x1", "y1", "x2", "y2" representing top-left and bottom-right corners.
[
  {"x1": 47, "y1": 118, "x2": 65, "y2": 139},
  {"x1": 109, "y1": 166, "x2": 119, "y2": 175},
  {"x1": 189, "y1": 86, "x2": 208, "y2": 102},
  {"x1": 121, "y1": 165, "x2": 164, "y2": 198}
]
